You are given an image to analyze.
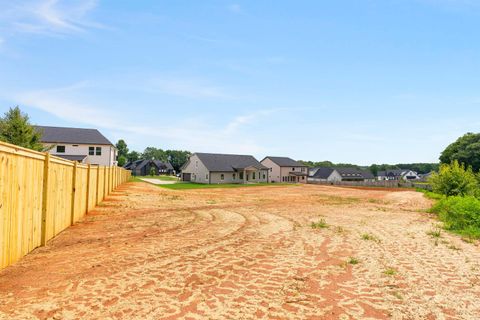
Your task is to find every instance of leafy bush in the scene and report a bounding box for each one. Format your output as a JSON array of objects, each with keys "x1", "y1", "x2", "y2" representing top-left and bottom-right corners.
[
  {"x1": 430, "y1": 196, "x2": 480, "y2": 238},
  {"x1": 429, "y1": 160, "x2": 478, "y2": 197}
]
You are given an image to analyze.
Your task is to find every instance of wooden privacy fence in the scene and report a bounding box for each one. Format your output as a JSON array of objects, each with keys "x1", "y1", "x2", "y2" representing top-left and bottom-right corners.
[{"x1": 0, "y1": 141, "x2": 131, "y2": 270}]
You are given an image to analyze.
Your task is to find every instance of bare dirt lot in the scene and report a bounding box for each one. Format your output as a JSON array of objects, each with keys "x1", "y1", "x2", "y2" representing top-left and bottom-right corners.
[{"x1": 1, "y1": 183, "x2": 480, "y2": 319}]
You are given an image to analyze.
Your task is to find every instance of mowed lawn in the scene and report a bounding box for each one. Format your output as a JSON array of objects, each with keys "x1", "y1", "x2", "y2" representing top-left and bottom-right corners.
[{"x1": 1, "y1": 182, "x2": 480, "y2": 319}]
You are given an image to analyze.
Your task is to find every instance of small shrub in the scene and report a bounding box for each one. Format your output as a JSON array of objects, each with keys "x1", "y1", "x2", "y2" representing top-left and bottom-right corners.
[
  {"x1": 348, "y1": 257, "x2": 359, "y2": 265},
  {"x1": 361, "y1": 233, "x2": 381, "y2": 243},
  {"x1": 149, "y1": 167, "x2": 156, "y2": 176},
  {"x1": 430, "y1": 196, "x2": 480, "y2": 239},
  {"x1": 426, "y1": 229, "x2": 442, "y2": 238},
  {"x1": 311, "y1": 218, "x2": 328, "y2": 229},
  {"x1": 384, "y1": 268, "x2": 397, "y2": 276},
  {"x1": 429, "y1": 161, "x2": 478, "y2": 197}
]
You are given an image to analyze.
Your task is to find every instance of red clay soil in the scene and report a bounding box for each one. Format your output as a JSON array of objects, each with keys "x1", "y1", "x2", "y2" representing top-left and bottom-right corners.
[{"x1": 1, "y1": 182, "x2": 480, "y2": 319}]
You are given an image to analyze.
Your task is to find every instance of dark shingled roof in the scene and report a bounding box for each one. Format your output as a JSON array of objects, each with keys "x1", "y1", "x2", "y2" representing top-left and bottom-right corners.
[
  {"x1": 124, "y1": 159, "x2": 174, "y2": 171},
  {"x1": 262, "y1": 156, "x2": 306, "y2": 167},
  {"x1": 55, "y1": 155, "x2": 87, "y2": 162},
  {"x1": 377, "y1": 169, "x2": 412, "y2": 177},
  {"x1": 310, "y1": 167, "x2": 335, "y2": 179},
  {"x1": 195, "y1": 153, "x2": 268, "y2": 172},
  {"x1": 34, "y1": 126, "x2": 113, "y2": 145},
  {"x1": 336, "y1": 167, "x2": 375, "y2": 180},
  {"x1": 310, "y1": 167, "x2": 374, "y2": 180}
]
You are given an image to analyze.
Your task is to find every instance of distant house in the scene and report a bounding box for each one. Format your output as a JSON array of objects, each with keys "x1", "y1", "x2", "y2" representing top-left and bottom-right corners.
[
  {"x1": 124, "y1": 159, "x2": 175, "y2": 176},
  {"x1": 181, "y1": 153, "x2": 269, "y2": 184},
  {"x1": 35, "y1": 125, "x2": 117, "y2": 166},
  {"x1": 309, "y1": 167, "x2": 375, "y2": 182},
  {"x1": 418, "y1": 172, "x2": 434, "y2": 182},
  {"x1": 377, "y1": 169, "x2": 419, "y2": 181},
  {"x1": 260, "y1": 156, "x2": 308, "y2": 183}
]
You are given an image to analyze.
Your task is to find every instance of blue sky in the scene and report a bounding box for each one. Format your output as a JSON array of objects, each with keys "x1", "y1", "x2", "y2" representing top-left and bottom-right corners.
[{"x1": 1, "y1": 0, "x2": 479, "y2": 165}]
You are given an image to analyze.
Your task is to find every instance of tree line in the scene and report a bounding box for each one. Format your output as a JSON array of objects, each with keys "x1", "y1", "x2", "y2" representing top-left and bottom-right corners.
[
  {"x1": 2, "y1": 107, "x2": 480, "y2": 176},
  {"x1": 299, "y1": 160, "x2": 439, "y2": 175},
  {"x1": 115, "y1": 140, "x2": 190, "y2": 172}
]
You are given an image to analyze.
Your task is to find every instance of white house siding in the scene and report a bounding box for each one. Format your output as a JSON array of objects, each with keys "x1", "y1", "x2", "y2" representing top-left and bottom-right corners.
[
  {"x1": 45, "y1": 143, "x2": 117, "y2": 166},
  {"x1": 327, "y1": 170, "x2": 343, "y2": 182},
  {"x1": 261, "y1": 158, "x2": 281, "y2": 183},
  {"x1": 280, "y1": 166, "x2": 308, "y2": 183},
  {"x1": 181, "y1": 154, "x2": 211, "y2": 183}
]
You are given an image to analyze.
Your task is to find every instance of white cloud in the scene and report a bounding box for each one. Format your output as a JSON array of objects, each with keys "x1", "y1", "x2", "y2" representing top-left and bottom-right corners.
[
  {"x1": 0, "y1": 0, "x2": 102, "y2": 37},
  {"x1": 7, "y1": 83, "x2": 267, "y2": 154}
]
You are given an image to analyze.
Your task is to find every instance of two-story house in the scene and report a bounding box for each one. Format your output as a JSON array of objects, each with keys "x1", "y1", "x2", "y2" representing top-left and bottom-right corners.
[
  {"x1": 35, "y1": 125, "x2": 117, "y2": 166},
  {"x1": 260, "y1": 156, "x2": 308, "y2": 183}
]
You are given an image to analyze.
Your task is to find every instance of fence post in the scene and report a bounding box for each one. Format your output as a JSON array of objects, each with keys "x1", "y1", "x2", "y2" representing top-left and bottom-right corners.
[
  {"x1": 96, "y1": 166, "x2": 100, "y2": 205},
  {"x1": 40, "y1": 153, "x2": 50, "y2": 246},
  {"x1": 104, "y1": 166, "x2": 107, "y2": 199},
  {"x1": 86, "y1": 164, "x2": 91, "y2": 213},
  {"x1": 70, "y1": 161, "x2": 77, "y2": 225}
]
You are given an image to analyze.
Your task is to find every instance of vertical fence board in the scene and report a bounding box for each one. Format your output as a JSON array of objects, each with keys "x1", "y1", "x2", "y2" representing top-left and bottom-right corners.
[{"x1": 0, "y1": 141, "x2": 130, "y2": 270}]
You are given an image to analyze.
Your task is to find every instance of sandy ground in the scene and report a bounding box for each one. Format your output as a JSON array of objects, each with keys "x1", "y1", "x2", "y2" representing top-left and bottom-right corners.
[
  {"x1": 1, "y1": 182, "x2": 480, "y2": 320},
  {"x1": 139, "y1": 178, "x2": 177, "y2": 185}
]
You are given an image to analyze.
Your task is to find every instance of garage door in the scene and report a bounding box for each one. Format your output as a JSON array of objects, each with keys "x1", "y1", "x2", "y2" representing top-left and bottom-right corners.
[{"x1": 182, "y1": 173, "x2": 191, "y2": 181}]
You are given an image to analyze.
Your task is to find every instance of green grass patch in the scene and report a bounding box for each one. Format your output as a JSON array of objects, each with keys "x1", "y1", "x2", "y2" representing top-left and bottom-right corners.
[
  {"x1": 311, "y1": 218, "x2": 328, "y2": 229},
  {"x1": 348, "y1": 257, "x2": 360, "y2": 265},
  {"x1": 156, "y1": 182, "x2": 296, "y2": 190},
  {"x1": 383, "y1": 268, "x2": 397, "y2": 276},
  {"x1": 430, "y1": 196, "x2": 480, "y2": 239},
  {"x1": 426, "y1": 228, "x2": 442, "y2": 238},
  {"x1": 141, "y1": 175, "x2": 179, "y2": 181},
  {"x1": 361, "y1": 233, "x2": 381, "y2": 243}
]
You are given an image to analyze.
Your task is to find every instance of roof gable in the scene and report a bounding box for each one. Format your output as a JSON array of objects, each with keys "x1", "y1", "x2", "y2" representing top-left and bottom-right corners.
[
  {"x1": 34, "y1": 126, "x2": 113, "y2": 145},
  {"x1": 195, "y1": 153, "x2": 267, "y2": 172},
  {"x1": 263, "y1": 156, "x2": 306, "y2": 167}
]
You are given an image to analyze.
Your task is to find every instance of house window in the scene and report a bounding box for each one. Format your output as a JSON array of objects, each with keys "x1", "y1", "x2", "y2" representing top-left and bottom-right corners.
[
  {"x1": 233, "y1": 173, "x2": 236, "y2": 179},
  {"x1": 221, "y1": 174, "x2": 224, "y2": 180},
  {"x1": 206, "y1": 174, "x2": 209, "y2": 180},
  {"x1": 239, "y1": 172, "x2": 244, "y2": 180},
  {"x1": 263, "y1": 174, "x2": 266, "y2": 179},
  {"x1": 89, "y1": 147, "x2": 95, "y2": 155},
  {"x1": 195, "y1": 161, "x2": 198, "y2": 168},
  {"x1": 270, "y1": 168, "x2": 272, "y2": 172},
  {"x1": 301, "y1": 168, "x2": 305, "y2": 172},
  {"x1": 292, "y1": 167, "x2": 295, "y2": 171},
  {"x1": 253, "y1": 172, "x2": 256, "y2": 179},
  {"x1": 56, "y1": 145, "x2": 65, "y2": 153},
  {"x1": 72, "y1": 144, "x2": 78, "y2": 147},
  {"x1": 96, "y1": 147, "x2": 102, "y2": 156}
]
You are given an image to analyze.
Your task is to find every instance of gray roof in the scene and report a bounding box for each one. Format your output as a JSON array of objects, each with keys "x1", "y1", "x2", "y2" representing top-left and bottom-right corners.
[
  {"x1": 195, "y1": 153, "x2": 268, "y2": 172},
  {"x1": 34, "y1": 126, "x2": 113, "y2": 145},
  {"x1": 336, "y1": 167, "x2": 375, "y2": 180},
  {"x1": 377, "y1": 169, "x2": 413, "y2": 177},
  {"x1": 55, "y1": 154, "x2": 87, "y2": 162},
  {"x1": 124, "y1": 159, "x2": 174, "y2": 171},
  {"x1": 310, "y1": 166, "x2": 374, "y2": 180},
  {"x1": 310, "y1": 167, "x2": 335, "y2": 179},
  {"x1": 262, "y1": 156, "x2": 306, "y2": 167}
]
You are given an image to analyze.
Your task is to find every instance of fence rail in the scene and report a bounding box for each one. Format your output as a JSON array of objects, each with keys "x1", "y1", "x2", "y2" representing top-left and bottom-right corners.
[{"x1": 0, "y1": 141, "x2": 131, "y2": 270}]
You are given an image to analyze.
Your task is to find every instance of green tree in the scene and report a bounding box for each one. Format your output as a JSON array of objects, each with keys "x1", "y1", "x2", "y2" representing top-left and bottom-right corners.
[
  {"x1": 115, "y1": 139, "x2": 129, "y2": 158},
  {"x1": 165, "y1": 150, "x2": 191, "y2": 172},
  {"x1": 117, "y1": 155, "x2": 127, "y2": 167},
  {"x1": 440, "y1": 133, "x2": 480, "y2": 172},
  {"x1": 142, "y1": 147, "x2": 167, "y2": 161},
  {"x1": 127, "y1": 151, "x2": 140, "y2": 162},
  {"x1": 429, "y1": 160, "x2": 478, "y2": 197},
  {"x1": 0, "y1": 106, "x2": 43, "y2": 151}
]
